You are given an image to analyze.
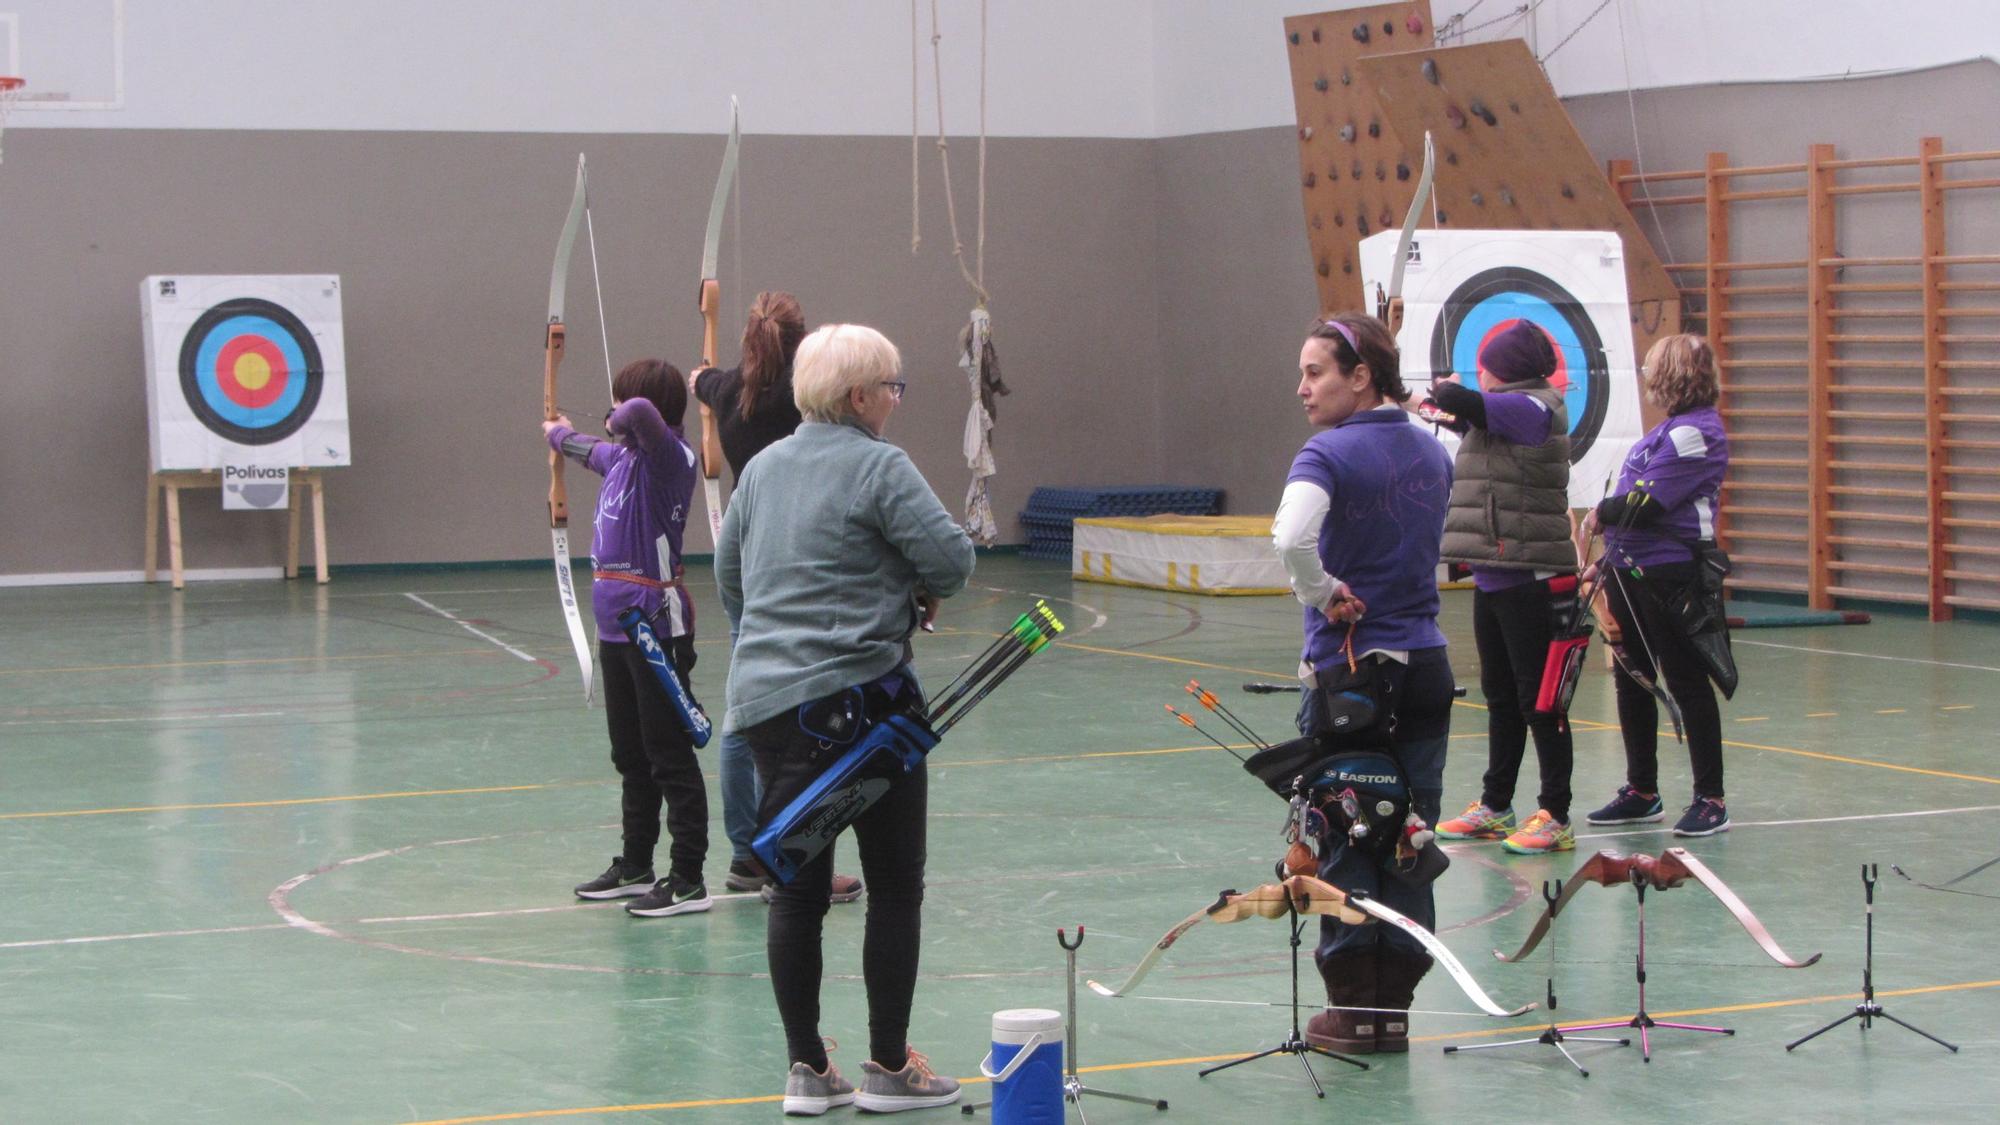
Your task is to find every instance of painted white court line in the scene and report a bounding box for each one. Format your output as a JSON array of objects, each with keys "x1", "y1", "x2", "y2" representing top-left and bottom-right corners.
[
  {"x1": 1734, "y1": 638, "x2": 2000, "y2": 675},
  {"x1": 0, "y1": 711, "x2": 284, "y2": 728},
  {"x1": 402, "y1": 592, "x2": 538, "y2": 663},
  {"x1": 1578, "y1": 802, "x2": 2000, "y2": 843}
]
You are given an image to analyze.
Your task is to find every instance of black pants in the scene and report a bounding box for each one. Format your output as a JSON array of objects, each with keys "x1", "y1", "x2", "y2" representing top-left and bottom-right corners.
[
  {"x1": 750, "y1": 692, "x2": 928, "y2": 1071},
  {"x1": 1472, "y1": 579, "x2": 1575, "y2": 823},
  {"x1": 1297, "y1": 645, "x2": 1453, "y2": 963},
  {"x1": 599, "y1": 637, "x2": 708, "y2": 881},
  {"x1": 1604, "y1": 561, "x2": 1725, "y2": 798}
]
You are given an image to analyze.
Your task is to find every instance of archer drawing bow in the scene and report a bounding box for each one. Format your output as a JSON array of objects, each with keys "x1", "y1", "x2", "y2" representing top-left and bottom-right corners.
[{"x1": 751, "y1": 601, "x2": 1065, "y2": 883}]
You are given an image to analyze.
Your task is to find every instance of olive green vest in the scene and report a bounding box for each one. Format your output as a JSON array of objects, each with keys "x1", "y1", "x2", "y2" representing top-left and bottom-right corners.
[{"x1": 1439, "y1": 381, "x2": 1575, "y2": 570}]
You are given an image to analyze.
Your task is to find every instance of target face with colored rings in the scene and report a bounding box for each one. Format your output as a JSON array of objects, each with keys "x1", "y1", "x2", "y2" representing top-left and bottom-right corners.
[
  {"x1": 1427, "y1": 266, "x2": 1611, "y2": 462},
  {"x1": 177, "y1": 297, "x2": 325, "y2": 445}
]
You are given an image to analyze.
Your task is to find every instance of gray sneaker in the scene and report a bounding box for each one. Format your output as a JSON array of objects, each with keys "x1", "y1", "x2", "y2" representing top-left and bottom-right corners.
[
  {"x1": 783, "y1": 1060, "x2": 855, "y2": 1116},
  {"x1": 854, "y1": 1046, "x2": 960, "y2": 1112}
]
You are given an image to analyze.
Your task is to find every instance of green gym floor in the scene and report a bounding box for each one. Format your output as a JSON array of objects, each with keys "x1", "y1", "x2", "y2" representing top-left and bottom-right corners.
[{"x1": 4, "y1": 554, "x2": 1996, "y2": 1123}]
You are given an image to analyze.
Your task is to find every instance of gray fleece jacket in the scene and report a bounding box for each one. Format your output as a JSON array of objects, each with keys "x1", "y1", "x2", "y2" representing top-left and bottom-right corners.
[{"x1": 715, "y1": 419, "x2": 976, "y2": 732}]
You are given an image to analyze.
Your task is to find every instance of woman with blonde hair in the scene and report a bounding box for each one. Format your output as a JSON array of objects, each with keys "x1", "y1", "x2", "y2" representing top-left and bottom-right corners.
[
  {"x1": 717, "y1": 323, "x2": 976, "y2": 1114},
  {"x1": 1582, "y1": 333, "x2": 1734, "y2": 836}
]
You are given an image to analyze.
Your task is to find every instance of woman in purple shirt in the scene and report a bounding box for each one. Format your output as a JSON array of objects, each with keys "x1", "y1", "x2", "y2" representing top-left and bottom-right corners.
[
  {"x1": 1582, "y1": 334, "x2": 1734, "y2": 837},
  {"x1": 544, "y1": 359, "x2": 711, "y2": 917},
  {"x1": 1273, "y1": 312, "x2": 1455, "y2": 1055}
]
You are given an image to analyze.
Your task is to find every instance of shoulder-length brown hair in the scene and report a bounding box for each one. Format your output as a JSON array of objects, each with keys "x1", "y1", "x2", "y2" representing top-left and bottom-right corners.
[
  {"x1": 1642, "y1": 333, "x2": 1719, "y2": 414},
  {"x1": 740, "y1": 291, "x2": 807, "y2": 420}
]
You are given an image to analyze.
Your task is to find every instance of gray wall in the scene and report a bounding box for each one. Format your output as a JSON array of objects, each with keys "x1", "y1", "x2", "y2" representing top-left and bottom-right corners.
[
  {"x1": 6, "y1": 59, "x2": 1997, "y2": 579},
  {"x1": 1, "y1": 131, "x2": 1164, "y2": 576}
]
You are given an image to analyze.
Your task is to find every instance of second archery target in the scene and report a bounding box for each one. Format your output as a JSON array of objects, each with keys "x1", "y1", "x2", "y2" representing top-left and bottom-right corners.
[
  {"x1": 1359, "y1": 230, "x2": 1643, "y2": 507},
  {"x1": 142, "y1": 275, "x2": 352, "y2": 472}
]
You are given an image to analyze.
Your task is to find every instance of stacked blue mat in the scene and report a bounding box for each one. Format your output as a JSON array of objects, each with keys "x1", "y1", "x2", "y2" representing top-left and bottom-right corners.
[{"x1": 1019, "y1": 486, "x2": 1225, "y2": 561}]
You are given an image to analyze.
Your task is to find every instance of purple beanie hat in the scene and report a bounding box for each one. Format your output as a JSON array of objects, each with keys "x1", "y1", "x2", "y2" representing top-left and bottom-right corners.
[{"x1": 1478, "y1": 320, "x2": 1558, "y2": 382}]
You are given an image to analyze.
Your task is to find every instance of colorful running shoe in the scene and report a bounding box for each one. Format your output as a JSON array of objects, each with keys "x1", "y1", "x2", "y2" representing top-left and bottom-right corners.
[
  {"x1": 1501, "y1": 809, "x2": 1576, "y2": 855},
  {"x1": 1436, "y1": 800, "x2": 1516, "y2": 841}
]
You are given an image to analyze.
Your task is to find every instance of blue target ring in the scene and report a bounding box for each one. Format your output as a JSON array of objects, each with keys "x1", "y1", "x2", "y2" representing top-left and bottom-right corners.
[
  {"x1": 1428, "y1": 267, "x2": 1609, "y2": 462},
  {"x1": 177, "y1": 298, "x2": 324, "y2": 446}
]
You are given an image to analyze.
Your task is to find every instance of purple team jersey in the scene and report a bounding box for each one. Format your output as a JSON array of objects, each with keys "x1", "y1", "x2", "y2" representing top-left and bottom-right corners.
[
  {"x1": 1287, "y1": 409, "x2": 1453, "y2": 669},
  {"x1": 547, "y1": 398, "x2": 699, "y2": 641},
  {"x1": 1605, "y1": 404, "x2": 1729, "y2": 568}
]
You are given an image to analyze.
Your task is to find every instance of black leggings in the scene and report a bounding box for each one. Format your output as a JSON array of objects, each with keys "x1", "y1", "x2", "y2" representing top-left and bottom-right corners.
[
  {"x1": 1604, "y1": 561, "x2": 1725, "y2": 799},
  {"x1": 1472, "y1": 579, "x2": 1575, "y2": 822},
  {"x1": 750, "y1": 699, "x2": 928, "y2": 1071},
  {"x1": 599, "y1": 637, "x2": 707, "y2": 880}
]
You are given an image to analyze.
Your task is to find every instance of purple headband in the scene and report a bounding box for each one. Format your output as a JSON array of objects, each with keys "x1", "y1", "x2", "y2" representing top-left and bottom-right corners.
[{"x1": 1323, "y1": 319, "x2": 1361, "y2": 357}]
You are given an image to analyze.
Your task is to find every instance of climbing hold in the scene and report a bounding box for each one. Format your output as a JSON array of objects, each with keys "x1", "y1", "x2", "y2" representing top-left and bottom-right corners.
[
  {"x1": 1311, "y1": 213, "x2": 1323, "y2": 229},
  {"x1": 1435, "y1": 210, "x2": 1448, "y2": 225},
  {"x1": 1304, "y1": 171, "x2": 1317, "y2": 188},
  {"x1": 1318, "y1": 258, "x2": 1331, "y2": 278},
  {"x1": 1357, "y1": 214, "x2": 1371, "y2": 236},
  {"x1": 1351, "y1": 159, "x2": 1364, "y2": 179},
  {"x1": 1340, "y1": 67, "x2": 1352, "y2": 86},
  {"x1": 1560, "y1": 183, "x2": 1576, "y2": 199},
  {"x1": 1342, "y1": 256, "x2": 1354, "y2": 276},
  {"x1": 1499, "y1": 188, "x2": 1515, "y2": 206},
  {"x1": 1470, "y1": 191, "x2": 1484, "y2": 206},
  {"x1": 1445, "y1": 104, "x2": 1467, "y2": 129},
  {"x1": 1300, "y1": 126, "x2": 1315, "y2": 141},
  {"x1": 1333, "y1": 211, "x2": 1344, "y2": 227},
  {"x1": 1352, "y1": 22, "x2": 1369, "y2": 43},
  {"x1": 1445, "y1": 150, "x2": 1459, "y2": 165},
  {"x1": 1379, "y1": 206, "x2": 1392, "y2": 227},
  {"x1": 1509, "y1": 101, "x2": 1521, "y2": 114},
  {"x1": 1288, "y1": 31, "x2": 1300, "y2": 45},
  {"x1": 1408, "y1": 15, "x2": 1424, "y2": 34},
  {"x1": 1312, "y1": 26, "x2": 1321, "y2": 43},
  {"x1": 1314, "y1": 76, "x2": 1329, "y2": 92},
  {"x1": 1375, "y1": 161, "x2": 1386, "y2": 181},
  {"x1": 1422, "y1": 59, "x2": 1440, "y2": 85},
  {"x1": 1396, "y1": 162, "x2": 1411, "y2": 181},
  {"x1": 1469, "y1": 100, "x2": 1498, "y2": 126},
  {"x1": 1384, "y1": 20, "x2": 1395, "y2": 36},
  {"x1": 1338, "y1": 123, "x2": 1356, "y2": 142},
  {"x1": 1368, "y1": 119, "x2": 1381, "y2": 138}
]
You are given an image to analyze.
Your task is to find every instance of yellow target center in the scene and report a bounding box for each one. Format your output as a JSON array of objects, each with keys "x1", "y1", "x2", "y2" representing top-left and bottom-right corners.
[{"x1": 234, "y1": 353, "x2": 273, "y2": 392}]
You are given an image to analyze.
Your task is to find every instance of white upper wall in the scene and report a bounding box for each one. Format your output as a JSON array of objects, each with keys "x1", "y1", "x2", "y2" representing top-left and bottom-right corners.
[{"x1": 9, "y1": 0, "x2": 1997, "y2": 138}]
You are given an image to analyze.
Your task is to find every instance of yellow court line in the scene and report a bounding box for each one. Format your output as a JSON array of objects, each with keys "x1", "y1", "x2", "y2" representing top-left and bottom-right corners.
[
  {"x1": 0, "y1": 647, "x2": 496, "y2": 677},
  {"x1": 0, "y1": 783, "x2": 562, "y2": 821},
  {"x1": 1719, "y1": 736, "x2": 2000, "y2": 786},
  {"x1": 402, "y1": 977, "x2": 2000, "y2": 1123}
]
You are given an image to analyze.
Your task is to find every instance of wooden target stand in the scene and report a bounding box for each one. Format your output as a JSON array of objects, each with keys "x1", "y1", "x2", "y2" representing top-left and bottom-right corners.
[{"x1": 143, "y1": 469, "x2": 331, "y2": 590}]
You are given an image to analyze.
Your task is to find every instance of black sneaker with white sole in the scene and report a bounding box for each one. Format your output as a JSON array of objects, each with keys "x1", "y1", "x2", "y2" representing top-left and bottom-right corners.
[
  {"x1": 626, "y1": 872, "x2": 712, "y2": 917},
  {"x1": 574, "y1": 857, "x2": 655, "y2": 900},
  {"x1": 1672, "y1": 796, "x2": 1731, "y2": 837},
  {"x1": 1585, "y1": 784, "x2": 1666, "y2": 826}
]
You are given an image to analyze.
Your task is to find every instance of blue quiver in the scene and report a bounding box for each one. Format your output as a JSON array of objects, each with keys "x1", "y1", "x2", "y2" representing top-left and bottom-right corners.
[
  {"x1": 751, "y1": 711, "x2": 939, "y2": 885},
  {"x1": 614, "y1": 607, "x2": 712, "y2": 747}
]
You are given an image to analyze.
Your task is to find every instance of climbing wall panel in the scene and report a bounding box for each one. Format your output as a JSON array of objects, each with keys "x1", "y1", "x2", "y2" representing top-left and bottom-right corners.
[
  {"x1": 1355, "y1": 38, "x2": 1680, "y2": 354},
  {"x1": 1282, "y1": 1, "x2": 1435, "y2": 312}
]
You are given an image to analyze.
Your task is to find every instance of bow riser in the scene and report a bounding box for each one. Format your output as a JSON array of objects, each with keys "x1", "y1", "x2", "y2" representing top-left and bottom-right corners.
[
  {"x1": 696, "y1": 278, "x2": 725, "y2": 482},
  {"x1": 544, "y1": 321, "x2": 569, "y2": 527}
]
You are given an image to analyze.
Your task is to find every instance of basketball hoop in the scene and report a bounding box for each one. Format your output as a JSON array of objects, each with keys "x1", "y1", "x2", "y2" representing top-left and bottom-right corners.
[{"x1": 0, "y1": 77, "x2": 24, "y2": 164}]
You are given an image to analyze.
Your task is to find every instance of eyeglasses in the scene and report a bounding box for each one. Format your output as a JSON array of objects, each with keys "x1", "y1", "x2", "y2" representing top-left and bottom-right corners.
[{"x1": 879, "y1": 380, "x2": 908, "y2": 400}]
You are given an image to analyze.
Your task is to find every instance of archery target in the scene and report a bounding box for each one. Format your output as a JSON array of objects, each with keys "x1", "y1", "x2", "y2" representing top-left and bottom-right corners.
[
  {"x1": 1358, "y1": 230, "x2": 1642, "y2": 508},
  {"x1": 142, "y1": 276, "x2": 351, "y2": 472}
]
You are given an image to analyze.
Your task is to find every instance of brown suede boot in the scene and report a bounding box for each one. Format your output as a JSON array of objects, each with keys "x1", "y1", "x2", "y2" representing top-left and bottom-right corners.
[
  {"x1": 1304, "y1": 949, "x2": 1376, "y2": 1055},
  {"x1": 1373, "y1": 951, "x2": 1434, "y2": 1053}
]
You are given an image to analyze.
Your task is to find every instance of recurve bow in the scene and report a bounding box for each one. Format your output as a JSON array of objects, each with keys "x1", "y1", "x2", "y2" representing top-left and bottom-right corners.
[
  {"x1": 1495, "y1": 847, "x2": 1822, "y2": 969},
  {"x1": 544, "y1": 154, "x2": 596, "y2": 701},
  {"x1": 693, "y1": 97, "x2": 740, "y2": 546},
  {"x1": 1380, "y1": 130, "x2": 1435, "y2": 336}
]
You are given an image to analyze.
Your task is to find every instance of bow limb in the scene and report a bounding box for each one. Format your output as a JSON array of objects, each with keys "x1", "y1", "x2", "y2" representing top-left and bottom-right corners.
[
  {"x1": 1492, "y1": 850, "x2": 1639, "y2": 964},
  {"x1": 1381, "y1": 131, "x2": 1435, "y2": 336},
  {"x1": 1661, "y1": 848, "x2": 1823, "y2": 968},
  {"x1": 694, "y1": 97, "x2": 741, "y2": 546},
  {"x1": 1348, "y1": 890, "x2": 1535, "y2": 1018},
  {"x1": 545, "y1": 155, "x2": 596, "y2": 702},
  {"x1": 1085, "y1": 878, "x2": 1366, "y2": 999}
]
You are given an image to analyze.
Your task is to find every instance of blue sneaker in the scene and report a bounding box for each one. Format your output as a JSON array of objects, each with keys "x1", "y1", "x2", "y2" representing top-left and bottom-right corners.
[
  {"x1": 1586, "y1": 785, "x2": 1665, "y2": 826},
  {"x1": 1672, "y1": 796, "x2": 1730, "y2": 837}
]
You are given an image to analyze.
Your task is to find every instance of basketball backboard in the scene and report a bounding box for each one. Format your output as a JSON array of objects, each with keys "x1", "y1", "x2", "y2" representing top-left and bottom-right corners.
[{"x1": 1, "y1": 0, "x2": 123, "y2": 110}]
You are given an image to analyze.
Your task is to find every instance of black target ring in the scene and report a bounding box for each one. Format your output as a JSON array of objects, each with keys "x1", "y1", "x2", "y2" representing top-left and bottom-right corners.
[{"x1": 177, "y1": 297, "x2": 325, "y2": 446}]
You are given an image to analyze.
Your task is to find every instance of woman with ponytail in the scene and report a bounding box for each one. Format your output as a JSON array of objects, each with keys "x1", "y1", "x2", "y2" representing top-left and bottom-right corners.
[{"x1": 692, "y1": 293, "x2": 861, "y2": 905}]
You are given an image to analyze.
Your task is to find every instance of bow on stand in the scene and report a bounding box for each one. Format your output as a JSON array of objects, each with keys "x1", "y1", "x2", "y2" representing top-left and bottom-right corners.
[
  {"x1": 543, "y1": 154, "x2": 616, "y2": 701},
  {"x1": 1495, "y1": 847, "x2": 1822, "y2": 969},
  {"x1": 693, "y1": 97, "x2": 741, "y2": 546},
  {"x1": 1088, "y1": 875, "x2": 1535, "y2": 1019}
]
